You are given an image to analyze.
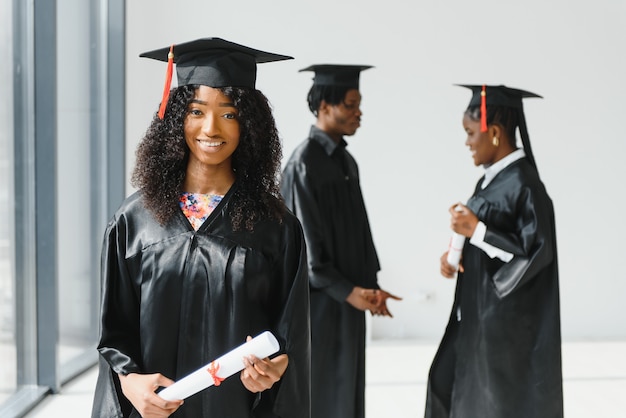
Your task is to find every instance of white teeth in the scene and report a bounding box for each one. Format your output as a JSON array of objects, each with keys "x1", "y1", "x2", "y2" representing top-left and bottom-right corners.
[{"x1": 198, "y1": 140, "x2": 222, "y2": 146}]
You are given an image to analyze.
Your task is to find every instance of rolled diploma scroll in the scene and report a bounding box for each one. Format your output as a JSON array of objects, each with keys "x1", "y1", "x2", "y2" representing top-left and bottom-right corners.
[
  {"x1": 446, "y1": 205, "x2": 465, "y2": 270},
  {"x1": 158, "y1": 331, "x2": 280, "y2": 401}
]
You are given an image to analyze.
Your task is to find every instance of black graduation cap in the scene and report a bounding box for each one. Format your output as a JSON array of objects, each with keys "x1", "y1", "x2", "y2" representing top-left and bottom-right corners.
[
  {"x1": 457, "y1": 84, "x2": 543, "y2": 169},
  {"x1": 299, "y1": 64, "x2": 373, "y2": 89},
  {"x1": 140, "y1": 37, "x2": 293, "y2": 118},
  {"x1": 458, "y1": 84, "x2": 542, "y2": 109}
]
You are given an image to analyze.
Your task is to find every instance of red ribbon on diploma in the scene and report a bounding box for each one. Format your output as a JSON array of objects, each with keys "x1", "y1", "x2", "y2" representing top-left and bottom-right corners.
[{"x1": 207, "y1": 361, "x2": 225, "y2": 386}]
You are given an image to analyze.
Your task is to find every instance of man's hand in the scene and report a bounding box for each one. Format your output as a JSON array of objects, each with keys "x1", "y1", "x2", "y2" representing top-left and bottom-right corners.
[
  {"x1": 368, "y1": 289, "x2": 402, "y2": 317},
  {"x1": 346, "y1": 286, "x2": 380, "y2": 312}
]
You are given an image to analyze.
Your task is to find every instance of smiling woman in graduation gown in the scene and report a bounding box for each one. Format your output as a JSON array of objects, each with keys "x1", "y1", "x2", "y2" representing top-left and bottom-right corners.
[
  {"x1": 94, "y1": 185, "x2": 309, "y2": 418},
  {"x1": 91, "y1": 38, "x2": 310, "y2": 418},
  {"x1": 425, "y1": 85, "x2": 564, "y2": 418}
]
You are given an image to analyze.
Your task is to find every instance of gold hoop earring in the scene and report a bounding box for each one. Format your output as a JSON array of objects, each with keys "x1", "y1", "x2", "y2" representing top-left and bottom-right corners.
[{"x1": 492, "y1": 136, "x2": 499, "y2": 147}]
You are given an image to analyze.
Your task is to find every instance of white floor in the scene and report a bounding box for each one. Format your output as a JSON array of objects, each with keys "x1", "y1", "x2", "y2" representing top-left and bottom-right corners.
[{"x1": 23, "y1": 340, "x2": 626, "y2": 418}]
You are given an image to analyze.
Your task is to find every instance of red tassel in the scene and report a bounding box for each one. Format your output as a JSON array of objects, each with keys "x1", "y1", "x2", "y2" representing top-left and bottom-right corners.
[
  {"x1": 158, "y1": 45, "x2": 175, "y2": 119},
  {"x1": 480, "y1": 84, "x2": 487, "y2": 133}
]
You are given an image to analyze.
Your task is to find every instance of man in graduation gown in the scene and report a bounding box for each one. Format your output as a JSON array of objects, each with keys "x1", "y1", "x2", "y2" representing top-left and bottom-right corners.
[
  {"x1": 425, "y1": 85, "x2": 564, "y2": 418},
  {"x1": 281, "y1": 64, "x2": 400, "y2": 418}
]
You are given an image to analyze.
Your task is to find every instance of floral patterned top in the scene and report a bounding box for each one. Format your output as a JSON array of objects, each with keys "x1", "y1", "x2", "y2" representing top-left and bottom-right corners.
[{"x1": 179, "y1": 192, "x2": 224, "y2": 230}]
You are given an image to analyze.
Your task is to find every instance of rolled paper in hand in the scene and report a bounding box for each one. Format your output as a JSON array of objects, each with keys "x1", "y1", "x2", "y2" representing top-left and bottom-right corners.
[
  {"x1": 446, "y1": 205, "x2": 465, "y2": 270},
  {"x1": 158, "y1": 331, "x2": 280, "y2": 401},
  {"x1": 446, "y1": 232, "x2": 465, "y2": 270}
]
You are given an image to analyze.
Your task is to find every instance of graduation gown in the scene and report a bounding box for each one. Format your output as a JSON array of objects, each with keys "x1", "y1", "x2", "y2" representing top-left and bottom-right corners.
[
  {"x1": 91, "y1": 182, "x2": 311, "y2": 418},
  {"x1": 425, "y1": 157, "x2": 564, "y2": 418},
  {"x1": 280, "y1": 126, "x2": 380, "y2": 418}
]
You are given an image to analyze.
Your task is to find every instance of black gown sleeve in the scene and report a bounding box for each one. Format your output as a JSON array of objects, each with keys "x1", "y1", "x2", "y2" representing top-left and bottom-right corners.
[
  {"x1": 264, "y1": 214, "x2": 311, "y2": 418},
  {"x1": 92, "y1": 214, "x2": 142, "y2": 418},
  {"x1": 478, "y1": 181, "x2": 556, "y2": 298},
  {"x1": 97, "y1": 214, "x2": 143, "y2": 374}
]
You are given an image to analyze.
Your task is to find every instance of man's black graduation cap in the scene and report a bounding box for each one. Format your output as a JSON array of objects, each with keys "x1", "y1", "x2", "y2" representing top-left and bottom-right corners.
[
  {"x1": 299, "y1": 64, "x2": 373, "y2": 89},
  {"x1": 140, "y1": 37, "x2": 293, "y2": 118},
  {"x1": 457, "y1": 84, "x2": 543, "y2": 169}
]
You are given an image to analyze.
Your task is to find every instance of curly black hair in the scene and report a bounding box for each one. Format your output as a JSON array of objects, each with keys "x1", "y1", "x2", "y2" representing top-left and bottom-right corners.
[
  {"x1": 465, "y1": 105, "x2": 519, "y2": 148},
  {"x1": 131, "y1": 84, "x2": 285, "y2": 231}
]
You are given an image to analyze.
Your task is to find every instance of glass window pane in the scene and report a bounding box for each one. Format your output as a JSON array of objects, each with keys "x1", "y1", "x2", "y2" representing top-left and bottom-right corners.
[
  {"x1": 57, "y1": 0, "x2": 97, "y2": 367},
  {"x1": 0, "y1": 0, "x2": 17, "y2": 405}
]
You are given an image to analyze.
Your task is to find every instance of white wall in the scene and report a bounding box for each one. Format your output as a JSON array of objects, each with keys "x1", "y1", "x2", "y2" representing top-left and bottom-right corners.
[{"x1": 125, "y1": 0, "x2": 626, "y2": 341}]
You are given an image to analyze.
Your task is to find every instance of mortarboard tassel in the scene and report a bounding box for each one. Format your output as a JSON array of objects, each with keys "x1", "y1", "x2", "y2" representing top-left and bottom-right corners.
[
  {"x1": 480, "y1": 84, "x2": 487, "y2": 132},
  {"x1": 158, "y1": 45, "x2": 175, "y2": 119},
  {"x1": 518, "y1": 108, "x2": 537, "y2": 170}
]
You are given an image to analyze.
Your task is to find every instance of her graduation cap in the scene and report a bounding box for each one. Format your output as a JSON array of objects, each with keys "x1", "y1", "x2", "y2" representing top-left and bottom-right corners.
[
  {"x1": 458, "y1": 84, "x2": 543, "y2": 169},
  {"x1": 140, "y1": 37, "x2": 293, "y2": 118},
  {"x1": 299, "y1": 64, "x2": 373, "y2": 89}
]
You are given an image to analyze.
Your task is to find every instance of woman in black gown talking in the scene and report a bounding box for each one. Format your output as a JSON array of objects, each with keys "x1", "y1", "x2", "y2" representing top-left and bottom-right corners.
[{"x1": 425, "y1": 85, "x2": 564, "y2": 418}]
